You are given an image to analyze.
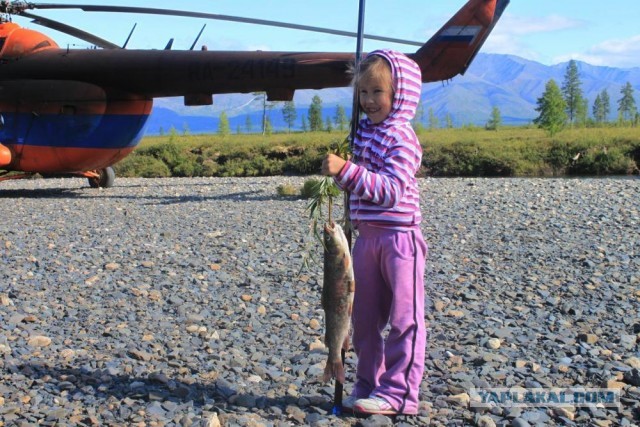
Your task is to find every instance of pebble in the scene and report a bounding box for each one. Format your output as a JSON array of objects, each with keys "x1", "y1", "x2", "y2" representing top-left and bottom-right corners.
[{"x1": 0, "y1": 176, "x2": 638, "y2": 426}]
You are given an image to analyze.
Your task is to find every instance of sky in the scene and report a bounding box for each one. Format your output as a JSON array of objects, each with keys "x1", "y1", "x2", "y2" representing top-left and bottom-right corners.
[{"x1": 8, "y1": 0, "x2": 640, "y2": 69}]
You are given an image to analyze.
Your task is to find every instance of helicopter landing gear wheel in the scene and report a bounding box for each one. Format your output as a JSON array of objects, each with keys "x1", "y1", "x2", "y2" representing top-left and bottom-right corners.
[{"x1": 88, "y1": 166, "x2": 115, "y2": 188}]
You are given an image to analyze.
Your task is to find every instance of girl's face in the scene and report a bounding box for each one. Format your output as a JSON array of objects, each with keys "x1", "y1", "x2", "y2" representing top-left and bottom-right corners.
[{"x1": 358, "y1": 72, "x2": 393, "y2": 124}]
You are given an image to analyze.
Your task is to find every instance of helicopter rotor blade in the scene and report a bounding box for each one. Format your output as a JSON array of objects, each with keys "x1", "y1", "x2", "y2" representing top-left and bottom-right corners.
[
  {"x1": 22, "y1": 4, "x2": 424, "y2": 47},
  {"x1": 20, "y1": 11, "x2": 120, "y2": 49}
]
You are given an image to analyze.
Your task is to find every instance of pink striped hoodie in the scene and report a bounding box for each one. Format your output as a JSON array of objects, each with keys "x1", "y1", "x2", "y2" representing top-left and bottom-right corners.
[{"x1": 335, "y1": 49, "x2": 423, "y2": 228}]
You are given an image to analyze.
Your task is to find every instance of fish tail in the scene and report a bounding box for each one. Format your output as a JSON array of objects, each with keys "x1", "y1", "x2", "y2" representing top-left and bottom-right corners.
[{"x1": 323, "y1": 360, "x2": 346, "y2": 384}]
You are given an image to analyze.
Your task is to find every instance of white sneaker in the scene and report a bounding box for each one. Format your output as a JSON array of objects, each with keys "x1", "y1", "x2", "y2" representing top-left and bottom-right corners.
[{"x1": 353, "y1": 396, "x2": 397, "y2": 415}]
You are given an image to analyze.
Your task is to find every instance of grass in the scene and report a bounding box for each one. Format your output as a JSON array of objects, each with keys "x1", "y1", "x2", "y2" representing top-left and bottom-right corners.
[{"x1": 113, "y1": 126, "x2": 640, "y2": 178}]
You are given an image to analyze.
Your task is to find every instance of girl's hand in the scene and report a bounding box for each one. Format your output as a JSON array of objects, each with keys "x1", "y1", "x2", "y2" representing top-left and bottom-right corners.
[{"x1": 321, "y1": 154, "x2": 347, "y2": 176}]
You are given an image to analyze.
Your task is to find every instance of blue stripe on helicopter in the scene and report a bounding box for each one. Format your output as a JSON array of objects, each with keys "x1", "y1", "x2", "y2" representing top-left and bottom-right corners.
[
  {"x1": 437, "y1": 26, "x2": 482, "y2": 44},
  {"x1": 0, "y1": 113, "x2": 150, "y2": 149}
]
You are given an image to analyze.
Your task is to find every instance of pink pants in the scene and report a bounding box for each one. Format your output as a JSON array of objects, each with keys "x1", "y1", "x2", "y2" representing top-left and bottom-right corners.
[{"x1": 350, "y1": 223, "x2": 428, "y2": 414}]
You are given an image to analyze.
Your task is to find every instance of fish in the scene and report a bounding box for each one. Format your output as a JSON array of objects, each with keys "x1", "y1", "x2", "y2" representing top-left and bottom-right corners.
[{"x1": 321, "y1": 221, "x2": 355, "y2": 384}]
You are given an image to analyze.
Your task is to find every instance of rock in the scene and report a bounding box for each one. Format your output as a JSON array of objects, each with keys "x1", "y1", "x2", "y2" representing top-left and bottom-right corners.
[
  {"x1": 2, "y1": 177, "x2": 639, "y2": 426},
  {"x1": 27, "y1": 335, "x2": 52, "y2": 347},
  {"x1": 446, "y1": 310, "x2": 465, "y2": 318},
  {"x1": 603, "y1": 379, "x2": 627, "y2": 389},
  {"x1": 578, "y1": 333, "x2": 598, "y2": 344},
  {"x1": 446, "y1": 393, "x2": 470, "y2": 406},
  {"x1": 511, "y1": 418, "x2": 530, "y2": 427},
  {"x1": 552, "y1": 406, "x2": 575, "y2": 420},
  {"x1": 476, "y1": 415, "x2": 497, "y2": 427},
  {"x1": 485, "y1": 338, "x2": 501, "y2": 349},
  {"x1": 205, "y1": 413, "x2": 221, "y2": 427},
  {"x1": 624, "y1": 357, "x2": 640, "y2": 369},
  {"x1": 623, "y1": 369, "x2": 640, "y2": 386}
]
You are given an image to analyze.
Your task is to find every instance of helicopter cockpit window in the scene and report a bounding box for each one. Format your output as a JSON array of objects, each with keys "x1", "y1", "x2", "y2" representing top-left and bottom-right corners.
[
  {"x1": 32, "y1": 40, "x2": 52, "y2": 52},
  {"x1": 0, "y1": 37, "x2": 6, "y2": 53}
]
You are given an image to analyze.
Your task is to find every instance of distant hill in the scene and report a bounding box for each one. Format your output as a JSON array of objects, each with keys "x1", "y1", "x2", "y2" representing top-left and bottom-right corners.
[{"x1": 144, "y1": 53, "x2": 640, "y2": 135}]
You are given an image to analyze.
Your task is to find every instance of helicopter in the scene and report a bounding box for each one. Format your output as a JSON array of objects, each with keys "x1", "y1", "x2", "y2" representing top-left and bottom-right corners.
[{"x1": 0, "y1": 0, "x2": 508, "y2": 188}]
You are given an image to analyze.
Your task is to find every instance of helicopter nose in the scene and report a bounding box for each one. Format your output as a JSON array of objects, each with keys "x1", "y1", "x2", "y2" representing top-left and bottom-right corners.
[{"x1": 0, "y1": 143, "x2": 12, "y2": 167}]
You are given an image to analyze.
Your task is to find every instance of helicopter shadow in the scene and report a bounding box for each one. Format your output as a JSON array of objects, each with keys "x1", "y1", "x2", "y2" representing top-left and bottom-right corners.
[
  {"x1": 0, "y1": 187, "x2": 292, "y2": 205},
  {"x1": 147, "y1": 189, "x2": 280, "y2": 206},
  {"x1": 0, "y1": 187, "x2": 84, "y2": 199},
  {"x1": 10, "y1": 361, "x2": 334, "y2": 422}
]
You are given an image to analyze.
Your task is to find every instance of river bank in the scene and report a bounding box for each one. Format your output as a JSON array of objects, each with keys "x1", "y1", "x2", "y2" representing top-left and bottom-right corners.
[{"x1": 0, "y1": 176, "x2": 638, "y2": 426}]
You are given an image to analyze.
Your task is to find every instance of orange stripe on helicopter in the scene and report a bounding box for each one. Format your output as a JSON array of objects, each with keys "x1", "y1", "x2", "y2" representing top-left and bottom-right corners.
[{"x1": 7, "y1": 145, "x2": 135, "y2": 173}]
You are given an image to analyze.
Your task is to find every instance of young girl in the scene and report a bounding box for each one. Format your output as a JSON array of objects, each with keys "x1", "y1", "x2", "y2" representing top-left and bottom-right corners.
[{"x1": 321, "y1": 49, "x2": 427, "y2": 416}]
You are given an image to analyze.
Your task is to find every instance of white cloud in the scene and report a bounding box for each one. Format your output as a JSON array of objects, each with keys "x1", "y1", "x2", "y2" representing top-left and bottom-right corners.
[
  {"x1": 481, "y1": 33, "x2": 541, "y2": 62},
  {"x1": 477, "y1": 12, "x2": 585, "y2": 63},
  {"x1": 554, "y1": 35, "x2": 640, "y2": 68},
  {"x1": 497, "y1": 13, "x2": 583, "y2": 36}
]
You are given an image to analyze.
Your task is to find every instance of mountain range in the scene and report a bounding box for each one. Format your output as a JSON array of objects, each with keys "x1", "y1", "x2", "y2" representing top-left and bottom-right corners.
[{"x1": 145, "y1": 53, "x2": 640, "y2": 135}]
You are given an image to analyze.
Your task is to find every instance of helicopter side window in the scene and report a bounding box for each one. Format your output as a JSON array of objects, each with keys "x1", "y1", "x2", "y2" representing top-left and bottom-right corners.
[
  {"x1": 0, "y1": 37, "x2": 6, "y2": 53},
  {"x1": 61, "y1": 105, "x2": 77, "y2": 115}
]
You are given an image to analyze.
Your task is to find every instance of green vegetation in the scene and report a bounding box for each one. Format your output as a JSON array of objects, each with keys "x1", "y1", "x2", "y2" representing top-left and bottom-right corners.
[
  {"x1": 113, "y1": 126, "x2": 640, "y2": 178},
  {"x1": 421, "y1": 126, "x2": 639, "y2": 177},
  {"x1": 275, "y1": 183, "x2": 299, "y2": 197},
  {"x1": 534, "y1": 79, "x2": 568, "y2": 137}
]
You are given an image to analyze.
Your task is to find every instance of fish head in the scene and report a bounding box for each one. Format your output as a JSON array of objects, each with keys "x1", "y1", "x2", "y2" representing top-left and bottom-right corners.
[{"x1": 323, "y1": 222, "x2": 349, "y2": 255}]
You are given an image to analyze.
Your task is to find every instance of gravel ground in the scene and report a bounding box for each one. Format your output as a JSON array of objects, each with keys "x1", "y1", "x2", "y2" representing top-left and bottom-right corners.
[{"x1": 0, "y1": 176, "x2": 639, "y2": 427}]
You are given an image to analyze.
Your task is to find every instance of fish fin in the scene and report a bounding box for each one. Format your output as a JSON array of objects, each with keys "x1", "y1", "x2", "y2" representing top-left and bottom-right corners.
[
  {"x1": 342, "y1": 334, "x2": 350, "y2": 351},
  {"x1": 348, "y1": 279, "x2": 355, "y2": 293}
]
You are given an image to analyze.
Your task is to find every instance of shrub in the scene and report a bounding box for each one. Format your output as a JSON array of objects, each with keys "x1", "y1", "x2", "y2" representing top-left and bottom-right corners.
[
  {"x1": 276, "y1": 183, "x2": 299, "y2": 197},
  {"x1": 283, "y1": 150, "x2": 323, "y2": 175},
  {"x1": 114, "y1": 154, "x2": 171, "y2": 178},
  {"x1": 545, "y1": 140, "x2": 572, "y2": 175},
  {"x1": 127, "y1": 127, "x2": 640, "y2": 178},
  {"x1": 569, "y1": 146, "x2": 637, "y2": 175}
]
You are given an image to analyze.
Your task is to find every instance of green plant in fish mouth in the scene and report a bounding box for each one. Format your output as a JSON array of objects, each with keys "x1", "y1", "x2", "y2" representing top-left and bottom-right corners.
[{"x1": 301, "y1": 137, "x2": 352, "y2": 271}]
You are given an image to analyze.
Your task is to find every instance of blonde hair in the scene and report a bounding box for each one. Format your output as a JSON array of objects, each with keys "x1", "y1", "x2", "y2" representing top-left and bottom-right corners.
[{"x1": 349, "y1": 54, "x2": 394, "y2": 93}]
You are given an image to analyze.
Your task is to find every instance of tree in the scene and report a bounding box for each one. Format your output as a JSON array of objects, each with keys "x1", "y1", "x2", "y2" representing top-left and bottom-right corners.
[
  {"x1": 218, "y1": 111, "x2": 230, "y2": 136},
  {"x1": 325, "y1": 117, "x2": 333, "y2": 132},
  {"x1": 413, "y1": 99, "x2": 425, "y2": 130},
  {"x1": 485, "y1": 106, "x2": 502, "y2": 131},
  {"x1": 252, "y1": 91, "x2": 275, "y2": 134},
  {"x1": 428, "y1": 108, "x2": 439, "y2": 130},
  {"x1": 601, "y1": 89, "x2": 611, "y2": 122},
  {"x1": 445, "y1": 113, "x2": 454, "y2": 129},
  {"x1": 617, "y1": 82, "x2": 637, "y2": 124},
  {"x1": 575, "y1": 97, "x2": 588, "y2": 126},
  {"x1": 334, "y1": 105, "x2": 348, "y2": 132},
  {"x1": 264, "y1": 117, "x2": 273, "y2": 135},
  {"x1": 252, "y1": 91, "x2": 267, "y2": 134},
  {"x1": 282, "y1": 101, "x2": 297, "y2": 133},
  {"x1": 308, "y1": 95, "x2": 323, "y2": 132},
  {"x1": 534, "y1": 79, "x2": 567, "y2": 136},
  {"x1": 300, "y1": 116, "x2": 308, "y2": 132},
  {"x1": 561, "y1": 60, "x2": 585, "y2": 126},
  {"x1": 245, "y1": 115, "x2": 253, "y2": 133},
  {"x1": 593, "y1": 93, "x2": 604, "y2": 123},
  {"x1": 593, "y1": 89, "x2": 611, "y2": 124}
]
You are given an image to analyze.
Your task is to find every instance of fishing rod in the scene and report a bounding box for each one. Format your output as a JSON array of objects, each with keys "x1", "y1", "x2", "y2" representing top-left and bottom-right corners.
[{"x1": 332, "y1": 0, "x2": 365, "y2": 416}]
